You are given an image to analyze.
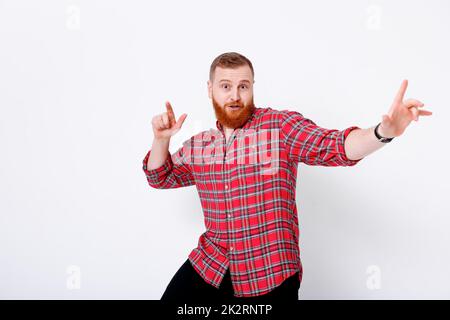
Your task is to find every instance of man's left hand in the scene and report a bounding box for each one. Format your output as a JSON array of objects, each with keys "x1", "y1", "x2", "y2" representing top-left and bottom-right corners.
[{"x1": 378, "y1": 79, "x2": 433, "y2": 138}]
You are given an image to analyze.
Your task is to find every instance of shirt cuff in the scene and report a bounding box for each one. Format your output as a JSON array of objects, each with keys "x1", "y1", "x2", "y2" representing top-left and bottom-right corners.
[
  {"x1": 337, "y1": 126, "x2": 364, "y2": 166},
  {"x1": 142, "y1": 149, "x2": 173, "y2": 181}
]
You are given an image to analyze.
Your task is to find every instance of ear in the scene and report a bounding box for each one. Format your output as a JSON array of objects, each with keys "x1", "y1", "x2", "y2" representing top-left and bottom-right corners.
[{"x1": 207, "y1": 80, "x2": 212, "y2": 99}]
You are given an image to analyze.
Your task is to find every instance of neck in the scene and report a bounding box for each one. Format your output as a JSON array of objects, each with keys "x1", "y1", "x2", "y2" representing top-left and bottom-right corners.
[{"x1": 223, "y1": 127, "x2": 234, "y2": 142}]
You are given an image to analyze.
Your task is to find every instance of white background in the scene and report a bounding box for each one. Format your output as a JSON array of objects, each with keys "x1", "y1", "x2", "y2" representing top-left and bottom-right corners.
[{"x1": 0, "y1": 0, "x2": 448, "y2": 299}]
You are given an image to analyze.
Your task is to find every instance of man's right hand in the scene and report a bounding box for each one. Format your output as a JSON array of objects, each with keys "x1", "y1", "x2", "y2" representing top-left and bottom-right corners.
[{"x1": 151, "y1": 101, "x2": 188, "y2": 140}]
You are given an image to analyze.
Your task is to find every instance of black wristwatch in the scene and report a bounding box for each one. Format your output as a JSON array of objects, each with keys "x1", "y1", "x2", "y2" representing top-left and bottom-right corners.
[{"x1": 374, "y1": 123, "x2": 394, "y2": 143}]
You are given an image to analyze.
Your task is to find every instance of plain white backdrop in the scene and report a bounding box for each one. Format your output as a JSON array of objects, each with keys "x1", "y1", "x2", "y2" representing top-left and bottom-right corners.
[{"x1": 0, "y1": 0, "x2": 448, "y2": 299}]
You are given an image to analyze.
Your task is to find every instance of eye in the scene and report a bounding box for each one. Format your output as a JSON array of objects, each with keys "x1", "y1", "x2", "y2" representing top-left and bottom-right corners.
[
  {"x1": 221, "y1": 84, "x2": 229, "y2": 89},
  {"x1": 240, "y1": 85, "x2": 248, "y2": 89}
]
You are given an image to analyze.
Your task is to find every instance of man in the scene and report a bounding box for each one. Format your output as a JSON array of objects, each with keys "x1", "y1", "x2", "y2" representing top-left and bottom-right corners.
[{"x1": 143, "y1": 52, "x2": 432, "y2": 302}]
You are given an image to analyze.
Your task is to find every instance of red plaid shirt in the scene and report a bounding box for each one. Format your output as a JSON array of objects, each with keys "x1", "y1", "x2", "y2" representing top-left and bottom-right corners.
[{"x1": 143, "y1": 107, "x2": 363, "y2": 297}]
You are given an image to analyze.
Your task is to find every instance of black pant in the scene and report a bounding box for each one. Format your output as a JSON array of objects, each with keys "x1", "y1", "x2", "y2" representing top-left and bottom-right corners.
[{"x1": 160, "y1": 258, "x2": 300, "y2": 302}]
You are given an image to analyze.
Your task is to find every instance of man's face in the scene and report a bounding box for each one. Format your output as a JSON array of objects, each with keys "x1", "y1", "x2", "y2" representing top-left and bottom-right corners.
[{"x1": 207, "y1": 65, "x2": 256, "y2": 129}]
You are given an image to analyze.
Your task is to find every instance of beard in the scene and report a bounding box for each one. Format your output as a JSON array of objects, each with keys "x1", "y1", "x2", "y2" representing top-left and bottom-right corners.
[{"x1": 212, "y1": 95, "x2": 256, "y2": 129}]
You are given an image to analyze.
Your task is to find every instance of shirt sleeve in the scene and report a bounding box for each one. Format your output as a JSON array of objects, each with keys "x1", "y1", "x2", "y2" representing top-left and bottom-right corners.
[
  {"x1": 142, "y1": 138, "x2": 195, "y2": 189},
  {"x1": 280, "y1": 110, "x2": 364, "y2": 167}
]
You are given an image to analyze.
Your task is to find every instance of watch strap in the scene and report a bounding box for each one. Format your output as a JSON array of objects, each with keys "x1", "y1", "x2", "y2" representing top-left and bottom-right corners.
[{"x1": 374, "y1": 123, "x2": 394, "y2": 143}]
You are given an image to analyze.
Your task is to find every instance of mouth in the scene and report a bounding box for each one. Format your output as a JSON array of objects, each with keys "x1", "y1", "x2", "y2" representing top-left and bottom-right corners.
[{"x1": 227, "y1": 105, "x2": 242, "y2": 111}]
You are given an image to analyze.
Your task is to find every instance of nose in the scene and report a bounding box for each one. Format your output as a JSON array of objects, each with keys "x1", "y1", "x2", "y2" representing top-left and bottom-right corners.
[{"x1": 230, "y1": 88, "x2": 241, "y2": 103}]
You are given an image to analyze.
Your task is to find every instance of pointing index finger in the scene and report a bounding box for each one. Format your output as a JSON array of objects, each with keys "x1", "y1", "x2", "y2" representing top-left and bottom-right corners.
[
  {"x1": 395, "y1": 79, "x2": 408, "y2": 103},
  {"x1": 165, "y1": 101, "x2": 176, "y2": 126}
]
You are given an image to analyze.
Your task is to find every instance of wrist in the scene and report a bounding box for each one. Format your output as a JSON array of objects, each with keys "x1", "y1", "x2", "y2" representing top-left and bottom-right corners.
[
  {"x1": 376, "y1": 124, "x2": 389, "y2": 138},
  {"x1": 374, "y1": 123, "x2": 394, "y2": 143},
  {"x1": 153, "y1": 136, "x2": 171, "y2": 144}
]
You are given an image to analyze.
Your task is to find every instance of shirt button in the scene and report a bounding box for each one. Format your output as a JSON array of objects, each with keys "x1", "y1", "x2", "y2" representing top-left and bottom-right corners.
[
  {"x1": 224, "y1": 184, "x2": 228, "y2": 190},
  {"x1": 227, "y1": 214, "x2": 231, "y2": 218},
  {"x1": 229, "y1": 246, "x2": 234, "y2": 252}
]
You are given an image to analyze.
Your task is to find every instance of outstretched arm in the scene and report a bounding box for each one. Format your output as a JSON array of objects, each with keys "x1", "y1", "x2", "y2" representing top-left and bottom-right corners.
[
  {"x1": 344, "y1": 79, "x2": 432, "y2": 160},
  {"x1": 280, "y1": 110, "x2": 363, "y2": 167}
]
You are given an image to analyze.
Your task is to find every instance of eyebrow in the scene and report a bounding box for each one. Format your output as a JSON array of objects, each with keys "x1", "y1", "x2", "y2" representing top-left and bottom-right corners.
[{"x1": 219, "y1": 79, "x2": 251, "y2": 84}]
